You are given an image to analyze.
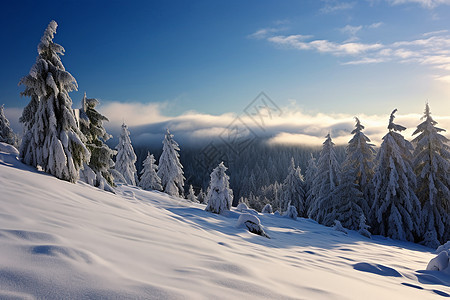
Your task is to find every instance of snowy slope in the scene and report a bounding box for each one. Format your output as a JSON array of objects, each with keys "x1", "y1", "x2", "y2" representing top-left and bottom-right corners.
[{"x1": 0, "y1": 147, "x2": 449, "y2": 299}]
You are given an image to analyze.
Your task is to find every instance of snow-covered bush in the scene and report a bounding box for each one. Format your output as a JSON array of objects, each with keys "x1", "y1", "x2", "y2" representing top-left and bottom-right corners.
[
  {"x1": 205, "y1": 162, "x2": 233, "y2": 214},
  {"x1": 426, "y1": 250, "x2": 450, "y2": 274},
  {"x1": 0, "y1": 105, "x2": 18, "y2": 148},
  {"x1": 186, "y1": 185, "x2": 198, "y2": 202},
  {"x1": 236, "y1": 202, "x2": 249, "y2": 212},
  {"x1": 139, "y1": 152, "x2": 162, "y2": 191},
  {"x1": 0, "y1": 142, "x2": 19, "y2": 156},
  {"x1": 284, "y1": 205, "x2": 298, "y2": 220},
  {"x1": 436, "y1": 241, "x2": 450, "y2": 254},
  {"x1": 197, "y1": 188, "x2": 206, "y2": 204},
  {"x1": 157, "y1": 129, "x2": 184, "y2": 197},
  {"x1": 236, "y1": 213, "x2": 269, "y2": 238},
  {"x1": 262, "y1": 203, "x2": 273, "y2": 214},
  {"x1": 115, "y1": 123, "x2": 138, "y2": 185},
  {"x1": 19, "y1": 20, "x2": 90, "y2": 183},
  {"x1": 333, "y1": 220, "x2": 348, "y2": 234},
  {"x1": 358, "y1": 214, "x2": 372, "y2": 239}
]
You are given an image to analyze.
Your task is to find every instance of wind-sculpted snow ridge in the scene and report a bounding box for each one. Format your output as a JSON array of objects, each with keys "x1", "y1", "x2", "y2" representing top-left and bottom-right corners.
[{"x1": 0, "y1": 143, "x2": 449, "y2": 299}]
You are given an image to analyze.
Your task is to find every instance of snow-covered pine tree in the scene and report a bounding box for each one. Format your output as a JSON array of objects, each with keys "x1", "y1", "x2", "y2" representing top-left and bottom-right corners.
[
  {"x1": 187, "y1": 185, "x2": 198, "y2": 202},
  {"x1": 115, "y1": 123, "x2": 138, "y2": 185},
  {"x1": 342, "y1": 117, "x2": 375, "y2": 217},
  {"x1": 412, "y1": 103, "x2": 450, "y2": 247},
  {"x1": 19, "y1": 20, "x2": 89, "y2": 182},
  {"x1": 138, "y1": 152, "x2": 162, "y2": 191},
  {"x1": 358, "y1": 214, "x2": 372, "y2": 238},
  {"x1": 327, "y1": 166, "x2": 365, "y2": 230},
  {"x1": 308, "y1": 134, "x2": 341, "y2": 224},
  {"x1": 205, "y1": 162, "x2": 233, "y2": 214},
  {"x1": 281, "y1": 158, "x2": 306, "y2": 217},
  {"x1": 197, "y1": 188, "x2": 206, "y2": 204},
  {"x1": 79, "y1": 93, "x2": 115, "y2": 191},
  {"x1": 304, "y1": 153, "x2": 318, "y2": 211},
  {"x1": 157, "y1": 129, "x2": 185, "y2": 197},
  {"x1": 0, "y1": 105, "x2": 18, "y2": 148},
  {"x1": 371, "y1": 109, "x2": 421, "y2": 242}
]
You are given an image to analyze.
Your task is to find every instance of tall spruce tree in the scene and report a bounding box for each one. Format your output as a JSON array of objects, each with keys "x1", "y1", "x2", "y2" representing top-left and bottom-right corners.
[
  {"x1": 342, "y1": 117, "x2": 375, "y2": 217},
  {"x1": 205, "y1": 162, "x2": 233, "y2": 214},
  {"x1": 412, "y1": 103, "x2": 450, "y2": 247},
  {"x1": 115, "y1": 123, "x2": 138, "y2": 185},
  {"x1": 304, "y1": 154, "x2": 318, "y2": 214},
  {"x1": 281, "y1": 158, "x2": 306, "y2": 217},
  {"x1": 157, "y1": 129, "x2": 184, "y2": 197},
  {"x1": 19, "y1": 20, "x2": 89, "y2": 182},
  {"x1": 328, "y1": 166, "x2": 365, "y2": 230},
  {"x1": 0, "y1": 105, "x2": 18, "y2": 148},
  {"x1": 308, "y1": 134, "x2": 341, "y2": 225},
  {"x1": 138, "y1": 152, "x2": 162, "y2": 191},
  {"x1": 371, "y1": 109, "x2": 421, "y2": 241},
  {"x1": 79, "y1": 93, "x2": 115, "y2": 191}
]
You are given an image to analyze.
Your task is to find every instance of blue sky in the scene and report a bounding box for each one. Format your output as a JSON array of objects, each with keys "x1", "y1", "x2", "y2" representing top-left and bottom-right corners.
[{"x1": 1, "y1": 0, "x2": 450, "y2": 145}]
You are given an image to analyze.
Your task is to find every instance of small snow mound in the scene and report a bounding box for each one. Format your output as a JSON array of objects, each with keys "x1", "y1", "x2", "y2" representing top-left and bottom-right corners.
[
  {"x1": 236, "y1": 213, "x2": 269, "y2": 238},
  {"x1": 0, "y1": 142, "x2": 19, "y2": 156},
  {"x1": 427, "y1": 249, "x2": 450, "y2": 274},
  {"x1": 333, "y1": 220, "x2": 347, "y2": 234},
  {"x1": 122, "y1": 190, "x2": 135, "y2": 200},
  {"x1": 236, "y1": 203, "x2": 248, "y2": 212},
  {"x1": 436, "y1": 241, "x2": 450, "y2": 254}
]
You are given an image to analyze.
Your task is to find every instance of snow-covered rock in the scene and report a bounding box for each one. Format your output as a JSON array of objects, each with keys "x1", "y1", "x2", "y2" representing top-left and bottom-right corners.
[{"x1": 236, "y1": 213, "x2": 269, "y2": 238}]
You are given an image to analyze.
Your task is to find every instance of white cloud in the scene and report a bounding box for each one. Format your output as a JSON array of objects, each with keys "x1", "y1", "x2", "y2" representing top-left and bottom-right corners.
[
  {"x1": 268, "y1": 35, "x2": 382, "y2": 56},
  {"x1": 388, "y1": 0, "x2": 450, "y2": 8},
  {"x1": 95, "y1": 101, "x2": 450, "y2": 147},
  {"x1": 320, "y1": 1, "x2": 356, "y2": 14},
  {"x1": 247, "y1": 27, "x2": 285, "y2": 40},
  {"x1": 368, "y1": 22, "x2": 384, "y2": 29}
]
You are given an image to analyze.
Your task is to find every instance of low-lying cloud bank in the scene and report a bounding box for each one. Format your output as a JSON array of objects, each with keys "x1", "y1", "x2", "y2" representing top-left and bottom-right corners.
[
  {"x1": 98, "y1": 101, "x2": 450, "y2": 148},
  {"x1": 5, "y1": 101, "x2": 449, "y2": 149}
]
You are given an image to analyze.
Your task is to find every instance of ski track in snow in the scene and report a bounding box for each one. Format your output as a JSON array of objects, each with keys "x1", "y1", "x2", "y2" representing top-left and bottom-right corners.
[{"x1": 0, "y1": 149, "x2": 449, "y2": 299}]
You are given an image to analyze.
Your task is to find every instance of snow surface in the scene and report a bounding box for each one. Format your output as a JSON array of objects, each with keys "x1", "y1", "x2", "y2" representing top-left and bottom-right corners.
[{"x1": 0, "y1": 147, "x2": 449, "y2": 299}]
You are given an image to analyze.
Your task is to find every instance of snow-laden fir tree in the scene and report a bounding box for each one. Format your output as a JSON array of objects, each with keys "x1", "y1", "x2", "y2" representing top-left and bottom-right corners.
[
  {"x1": 186, "y1": 184, "x2": 198, "y2": 202},
  {"x1": 19, "y1": 20, "x2": 89, "y2": 182},
  {"x1": 138, "y1": 152, "x2": 162, "y2": 191},
  {"x1": 281, "y1": 158, "x2": 306, "y2": 217},
  {"x1": 0, "y1": 105, "x2": 18, "y2": 148},
  {"x1": 205, "y1": 162, "x2": 233, "y2": 214},
  {"x1": 328, "y1": 166, "x2": 365, "y2": 230},
  {"x1": 412, "y1": 103, "x2": 450, "y2": 247},
  {"x1": 304, "y1": 153, "x2": 318, "y2": 210},
  {"x1": 79, "y1": 93, "x2": 115, "y2": 191},
  {"x1": 358, "y1": 214, "x2": 372, "y2": 238},
  {"x1": 342, "y1": 117, "x2": 375, "y2": 217},
  {"x1": 371, "y1": 109, "x2": 421, "y2": 241},
  {"x1": 157, "y1": 129, "x2": 185, "y2": 197},
  {"x1": 197, "y1": 188, "x2": 206, "y2": 204},
  {"x1": 115, "y1": 123, "x2": 138, "y2": 185},
  {"x1": 308, "y1": 134, "x2": 341, "y2": 224},
  {"x1": 284, "y1": 204, "x2": 298, "y2": 220}
]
